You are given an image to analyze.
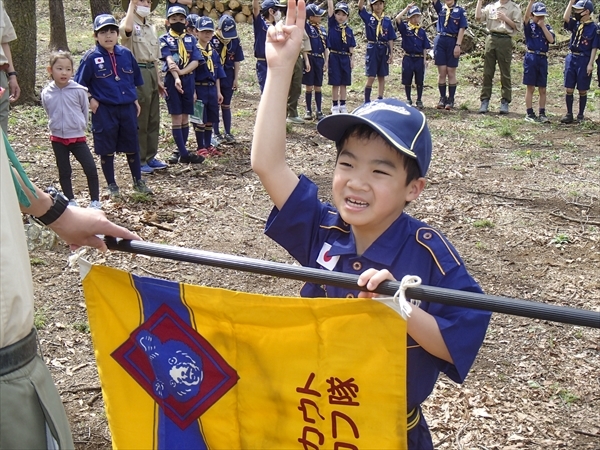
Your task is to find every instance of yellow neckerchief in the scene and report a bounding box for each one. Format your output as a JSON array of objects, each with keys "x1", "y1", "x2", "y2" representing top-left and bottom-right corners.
[
  {"x1": 200, "y1": 42, "x2": 215, "y2": 73},
  {"x1": 574, "y1": 18, "x2": 592, "y2": 46},
  {"x1": 312, "y1": 23, "x2": 326, "y2": 51},
  {"x1": 373, "y1": 12, "x2": 384, "y2": 39},
  {"x1": 408, "y1": 21, "x2": 421, "y2": 32},
  {"x1": 443, "y1": 2, "x2": 454, "y2": 28},
  {"x1": 168, "y1": 29, "x2": 189, "y2": 67},
  {"x1": 339, "y1": 22, "x2": 347, "y2": 43},
  {"x1": 216, "y1": 32, "x2": 231, "y2": 65}
]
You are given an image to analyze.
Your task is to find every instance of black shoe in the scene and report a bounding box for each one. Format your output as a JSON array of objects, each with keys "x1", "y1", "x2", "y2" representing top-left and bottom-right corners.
[
  {"x1": 167, "y1": 152, "x2": 180, "y2": 164},
  {"x1": 524, "y1": 113, "x2": 537, "y2": 122},
  {"x1": 133, "y1": 179, "x2": 153, "y2": 195},
  {"x1": 560, "y1": 113, "x2": 574, "y2": 124},
  {"x1": 576, "y1": 114, "x2": 585, "y2": 123},
  {"x1": 107, "y1": 183, "x2": 120, "y2": 198},
  {"x1": 436, "y1": 97, "x2": 446, "y2": 109},
  {"x1": 406, "y1": 99, "x2": 413, "y2": 106},
  {"x1": 537, "y1": 113, "x2": 550, "y2": 124},
  {"x1": 179, "y1": 152, "x2": 205, "y2": 164},
  {"x1": 416, "y1": 100, "x2": 424, "y2": 109},
  {"x1": 445, "y1": 99, "x2": 454, "y2": 110}
]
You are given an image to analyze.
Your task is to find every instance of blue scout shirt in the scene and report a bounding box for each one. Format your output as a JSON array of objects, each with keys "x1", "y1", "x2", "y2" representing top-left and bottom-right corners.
[
  {"x1": 75, "y1": 44, "x2": 142, "y2": 105},
  {"x1": 327, "y1": 15, "x2": 356, "y2": 52},
  {"x1": 210, "y1": 35, "x2": 244, "y2": 71},
  {"x1": 159, "y1": 32, "x2": 203, "y2": 72},
  {"x1": 195, "y1": 42, "x2": 226, "y2": 84},
  {"x1": 359, "y1": 7, "x2": 397, "y2": 43},
  {"x1": 397, "y1": 21, "x2": 432, "y2": 54},
  {"x1": 265, "y1": 176, "x2": 491, "y2": 441},
  {"x1": 305, "y1": 22, "x2": 327, "y2": 55},
  {"x1": 433, "y1": 0, "x2": 468, "y2": 35},
  {"x1": 564, "y1": 19, "x2": 598, "y2": 56},
  {"x1": 524, "y1": 20, "x2": 554, "y2": 52},
  {"x1": 253, "y1": 14, "x2": 270, "y2": 59}
]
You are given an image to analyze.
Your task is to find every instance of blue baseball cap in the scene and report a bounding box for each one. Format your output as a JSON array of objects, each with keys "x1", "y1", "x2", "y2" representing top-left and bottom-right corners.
[
  {"x1": 407, "y1": 5, "x2": 422, "y2": 17},
  {"x1": 186, "y1": 13, "x2": 200, "y2": 28},
  {"x1": 218, "y1": 15, "x2": 238, "y2": 39},
  {"x1": 317, "y1": 99, "x2": 432, "y2": 177},
  {"x1": 369, "y1": 0, "x2": 384, "y2": 4},
  {"x1": 572, "y1": 0, "x2": 594, "y2": 12},
  {"x1": 306, "y1": 3, "x2": 326, "y2": 17},
  {"x1": 334, "y1": 2, "x2": 350, "y2": 15},
  {"x1": 261, "y1": 0, "x2": 283, "y2": 12},
  {"x1": 93, "y1": 14, "x2": 118, "y2": 31},
  {"x1": 195, "y1": 16, "x2": 214, "y2": 32},
  {"x1": 531, "y1": 2, "x2": 548, "y2": 15},
  {"x1": 167, "y1": 6, "x2": 187, "y2": 18}
]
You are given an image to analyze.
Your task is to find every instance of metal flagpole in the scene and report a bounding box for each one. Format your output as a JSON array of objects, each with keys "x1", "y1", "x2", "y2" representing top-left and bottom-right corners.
[{"x1": 105, "y1": 237, "x2": 600, "y2": 329}]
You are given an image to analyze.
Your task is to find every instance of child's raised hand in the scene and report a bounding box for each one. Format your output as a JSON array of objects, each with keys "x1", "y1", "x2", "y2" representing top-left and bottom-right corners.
[
  {"x1": 265, "y1": 0, "x2": 307, "y2": 71},
  {"x1": 357, "y1": 268, "x2": 396, "y2": 298}
]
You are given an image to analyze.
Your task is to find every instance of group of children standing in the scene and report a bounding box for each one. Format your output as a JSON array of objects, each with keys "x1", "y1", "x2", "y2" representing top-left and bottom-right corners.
[{"x1": 40, "y1": 1, "x2": 244, "y2": 207}]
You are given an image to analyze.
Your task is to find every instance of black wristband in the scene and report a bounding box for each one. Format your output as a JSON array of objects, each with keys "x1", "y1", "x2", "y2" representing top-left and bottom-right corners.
[
  {"x1": 35, "y1": 187, "x2": 68, "y2": 225},
  {"x1": 7, "y1": 71, "x2": 17, "y2": 77}
]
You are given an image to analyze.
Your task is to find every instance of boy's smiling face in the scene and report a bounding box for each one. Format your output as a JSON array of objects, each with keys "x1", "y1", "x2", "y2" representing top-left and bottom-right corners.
[
  {"x1": 332, "y1": 133, "x2": 424, "y2": 249},
  {"x1": 335, "y1": 10, "x2": 348, "y2": 23},
  {"x1": 95, "y1": 27, "x2": 118, "y2": 52}
]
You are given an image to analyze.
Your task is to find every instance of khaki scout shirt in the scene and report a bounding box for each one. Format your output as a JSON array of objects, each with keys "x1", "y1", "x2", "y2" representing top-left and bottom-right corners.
[
  {"x1": 119, "y1": 14, "x2": 160, "y2": 63},
  {"x1": 481, "y1": 0, "x2": 523, "y2": 36},
  {"x1": 0, "y1": 5, "x2": 17, "y2": 66}
]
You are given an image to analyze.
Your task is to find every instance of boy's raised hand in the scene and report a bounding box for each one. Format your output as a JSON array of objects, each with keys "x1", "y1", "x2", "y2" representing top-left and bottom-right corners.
[
  {"x1": 357, "y1": 268, "x2": 396, "y2": 298},
  {"x1": 265, "y1": 0, "x2": 307, "y2": 72}
]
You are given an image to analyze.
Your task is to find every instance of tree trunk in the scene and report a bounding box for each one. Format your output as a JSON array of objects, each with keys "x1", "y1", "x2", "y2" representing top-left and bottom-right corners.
[
  {"x1": 89, "y1": 0, "x2": 112, "y2": 20},
  {"x1": 49, "y1": 0, "x2": 69, "y2": 52},
  {"x1": 5, "y1": 0, "x2": 37, "y2": 105}
]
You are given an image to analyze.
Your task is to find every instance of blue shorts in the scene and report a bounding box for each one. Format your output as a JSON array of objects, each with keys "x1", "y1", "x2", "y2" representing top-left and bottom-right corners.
[
  {"x1": 91, "y1": 103, "x2": 139, "y2": 156},
  {"x1": 564, "y1": 53, "x2": 592, "y2": 91},
  {"x1": 256, "y1": 60, "x2": 267, "y2": 93},
  {"x1": 302, "y1": 55, "x2": 325, "y2": 86},
  {"x1": 401, "y1": 55, "x2": 426, "y2": 86},
  {"x1": 434, "y1": 34, "x2": 460, "y2": 68},
  {"x1": 164, "y1": 73, "x2": 195, "y2": 115},
  {"x1": 328, "y1": 52, "x2": 352, "y2": 86},
  {"x1": 195, "y1": 83, "x2": 219, "y2": 124},
  {"x1": 522, "y1": 53, "x2": 548, "y2": 87},
  {"x1": 365, "y1": 43, "x2": 390, "y2": 77}
]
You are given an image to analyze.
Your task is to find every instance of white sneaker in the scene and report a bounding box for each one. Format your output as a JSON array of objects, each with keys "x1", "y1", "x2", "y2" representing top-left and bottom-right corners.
[
  {"x1": 88, "y1": 200, "x2": 102, "y2": 210},
  {"x1": 68, "y1": 199, "x2": 79, "y2": 207},
  {"x1": 331, "y1": 105, "x2": 339, "y2": 115},
  {"x1": 339, "y1": 104, "x2": 348, "y2": 113}
]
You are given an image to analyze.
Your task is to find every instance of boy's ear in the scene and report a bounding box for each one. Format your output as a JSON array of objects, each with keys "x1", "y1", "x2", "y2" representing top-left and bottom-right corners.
[
  {"x1": 405, "y1": 177, "x2": 426, "y2": 202},
  {"x1": 46, "y1": 66, "x2": 53, "y2": 76}
]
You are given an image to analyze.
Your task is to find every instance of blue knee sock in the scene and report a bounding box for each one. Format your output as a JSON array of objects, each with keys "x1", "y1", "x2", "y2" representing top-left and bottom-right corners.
[
  {"x1": 566, "y1": 94, "x2": 574, "y2": 114},
  {"x1": 182, "y1": 122, "x2": 190, "y2": 143},
  {"x1": 127, "y1": 152, "x2": 142, "y2": 181},
  {"x1": 204, "y1": 124, "x2": 213, "y2": 147},
  {"x1": 305, "y1": 92, "x2": 312, "y2": 112},
  {"x1": 100, "y1": 155, "x2": 116, "y2": 185},
  {"x1": 315, "y1": 91, "x2": 322, "y2": 112},
  {"x1": 222, "y1": 106, "x2": 232, "y2": 134},
  {"x1": 172, "y1": 127, "x2": 189, "y2": 157},
  {"x1": 364, "y1": 87, "x2": 372, "y2": 103},
  {"x1": 193, "y1": 123, "x2": 204, "y2": 149},
  {"x1": 578, "y1": 95, "x2": 587, "y2": 116}
]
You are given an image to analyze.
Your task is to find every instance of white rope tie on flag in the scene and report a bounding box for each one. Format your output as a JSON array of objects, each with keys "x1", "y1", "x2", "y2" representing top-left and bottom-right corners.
[{"x1": 393, "y1": 275, "x2": 423, "y2": 319}]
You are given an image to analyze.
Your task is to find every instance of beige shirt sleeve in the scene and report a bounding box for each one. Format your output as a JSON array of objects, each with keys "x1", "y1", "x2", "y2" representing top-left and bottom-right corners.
[{"x1": 302, "y1": 30, "x2": 311, "y2": 53}]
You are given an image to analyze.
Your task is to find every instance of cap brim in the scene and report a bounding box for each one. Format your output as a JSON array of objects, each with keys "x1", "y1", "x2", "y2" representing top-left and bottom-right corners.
[{"x1": 317, "y1": 114, "x2": 419, "y2": 161}]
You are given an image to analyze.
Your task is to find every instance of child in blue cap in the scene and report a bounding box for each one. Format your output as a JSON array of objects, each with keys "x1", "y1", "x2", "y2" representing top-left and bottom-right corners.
[
  {"x1": 75, "y1": 14, "x2": 153, "y2": 197},
  {"x1": 357, "y1": 0, "x2": 397, "y2": 103},
  {"x1": 253, "y1": 0, "x2": 285, "y2": 92},
  {"x1": 211, "y1": 14, "x2": 245, "y2": 143},
  {"x1": 251, "y1": 2, "x2": 491, "y2": 447},
  {"x1": 159, "y1": 6, "x2": 204, "y2": 164},
  {"x1": 326, "y1": 0, "x2": 356, "y2": 114},
  {"x1": 395, "y1": 3, "x2": 431, "y2": 109},
  {"x1": 303, "y1": 3, "x2": 328, "y2": 120},
  {"x1": 560, "y1": 0, "x2": 598, "y2": 123},
  {"x1": 523, "y1": 0, "x2": 555, "y2": 123}
]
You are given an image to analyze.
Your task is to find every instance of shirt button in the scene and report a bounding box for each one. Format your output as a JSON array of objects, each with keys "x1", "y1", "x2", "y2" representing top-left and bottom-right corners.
[
  {"x1": 423, "y1": 232, "x2": 432, "y2": 240},
  {"x1": 352, "y1": 261, "x2": 362, "y2": 271},
  {"x1": 346, "y1": 293, "x2": 355, "y2": 298}
]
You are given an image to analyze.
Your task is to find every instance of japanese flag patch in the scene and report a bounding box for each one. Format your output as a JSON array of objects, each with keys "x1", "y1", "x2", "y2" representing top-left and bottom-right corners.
[
  {"x1": 94, "y1": 57, "x2": 105, "y2": 64},
  {"x1": 317, "y1": 242, "x2": 339, "y2": 271}
]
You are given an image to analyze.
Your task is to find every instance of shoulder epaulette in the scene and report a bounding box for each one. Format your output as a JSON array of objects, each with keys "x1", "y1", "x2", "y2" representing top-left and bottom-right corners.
[{"x1": 415, "y1": 227, "x2": 461, "y2": 276}]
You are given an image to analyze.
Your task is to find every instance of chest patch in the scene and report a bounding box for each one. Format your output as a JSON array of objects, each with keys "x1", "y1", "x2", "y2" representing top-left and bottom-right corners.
[{"x1": 317, "y1": 242, "x2": 340, "y2": 271}]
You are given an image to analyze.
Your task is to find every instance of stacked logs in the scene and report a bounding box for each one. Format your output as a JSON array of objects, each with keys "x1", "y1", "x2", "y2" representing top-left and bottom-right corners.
[{"x1": 190, "y1": 0, "x2": 255, "y2": 23}]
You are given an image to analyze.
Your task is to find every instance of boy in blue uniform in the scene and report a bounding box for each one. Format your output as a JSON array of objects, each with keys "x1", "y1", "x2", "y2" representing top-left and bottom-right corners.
[
  {"x1": 303, "y1": 3, "x2": 328, "y2": 120},
  {"x1": 432, "y1": 0, "x2": 468, "y2": 110},
  {"x1": 523, "y1": 0, "x2": 555, "y2": 123},
  {"x1": 159, "y1": 6, "x2": 204, "y2": 164},
  {"x1": 75, "y1": 14, "x2": 152, "y2": 196},
  {"x1": 251, "y1": 2, "x2": 491, "y2": 448},
  {"x1": 560, "y1": 0, "x2": 598, "y2": 124},
  {"x1": 211, "y1": 15, "x2": 244, "y2": 143},
  {"x1": 357, "y1": 0, "x2": 397, "y2": 103},
  {"x1": 395, "y1": 3, "x2": 431, "y2": 109},
  {"x1": 253, "y1": 0, "x2": 285, "y2": 93},
  {"x1": 326, "y1": 1, "x2": 356, "y2": 114},
  {"x1": 192, "y1": 16, "x2": 226, "y2": 157}
]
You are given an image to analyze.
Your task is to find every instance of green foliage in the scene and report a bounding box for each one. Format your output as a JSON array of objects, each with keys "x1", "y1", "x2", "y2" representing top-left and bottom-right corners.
[
  {"x1": 30, "y1": 257, "x2": 47, "y2": 266},
  {"x1": 73, "y1": 321, "x2": 90, "y2": 333},
  {"x1": 473, "y1": 219, "x2": 495, "y2": 228},
  {"x1": 34, "y1": 310, "x2": 47, "y2": 329},
  {"x1": 551, "y1": 233, "x2": 570, "y2": 246}
]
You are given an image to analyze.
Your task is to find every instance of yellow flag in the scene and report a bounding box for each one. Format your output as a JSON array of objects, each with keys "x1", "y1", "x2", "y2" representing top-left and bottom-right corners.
[{"x1": 82, "y1": 264, "x2": 408, "y2": 449}]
